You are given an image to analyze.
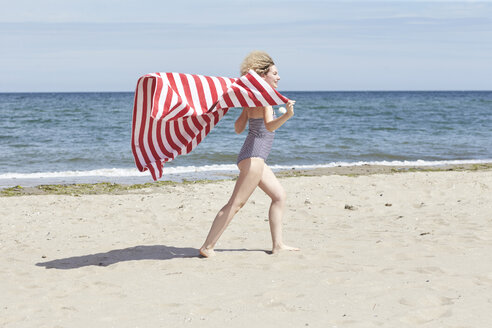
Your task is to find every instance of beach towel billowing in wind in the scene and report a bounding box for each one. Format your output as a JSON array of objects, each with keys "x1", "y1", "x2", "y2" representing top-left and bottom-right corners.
[{"x1": 131, "y1": 70, "x2": 290, "y2": 180}]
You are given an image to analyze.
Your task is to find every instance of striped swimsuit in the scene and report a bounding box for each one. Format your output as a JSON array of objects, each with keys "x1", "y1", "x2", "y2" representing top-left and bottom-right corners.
[{"x1": 237, "y1": 114, "x2": 275, "y2": 164}]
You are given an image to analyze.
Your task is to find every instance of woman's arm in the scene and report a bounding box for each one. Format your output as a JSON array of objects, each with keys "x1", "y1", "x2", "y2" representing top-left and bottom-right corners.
[
  {"x1": 264, "y1": 100, "x2": 296, "y2": 132},
  {"x1": 234, "y1": 108, "x2": 248, "y2": 134}
]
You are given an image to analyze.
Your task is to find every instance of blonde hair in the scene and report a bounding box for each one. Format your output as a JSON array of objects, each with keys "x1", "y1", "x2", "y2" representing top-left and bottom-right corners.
[{"x1": 240, "y1": 51, "x2": 275, "y2": 76}]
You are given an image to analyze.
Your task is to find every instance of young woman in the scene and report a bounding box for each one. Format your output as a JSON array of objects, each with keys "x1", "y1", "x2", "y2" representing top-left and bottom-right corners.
[{"x1": 199, "y1": 51, "x2": 299, "y2": 257}]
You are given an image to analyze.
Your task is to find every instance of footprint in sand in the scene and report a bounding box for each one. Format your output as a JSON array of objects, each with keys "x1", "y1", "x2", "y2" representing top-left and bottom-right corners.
[
  {"x1": 413, "y1": 266, "x2": 446, "y2": 274},
  {"x1": 400, "y1": 307, "x2": 453, "y2": 325},
  {"x1": 399, "y1": 294, "x2": 455, "y2": 307}
]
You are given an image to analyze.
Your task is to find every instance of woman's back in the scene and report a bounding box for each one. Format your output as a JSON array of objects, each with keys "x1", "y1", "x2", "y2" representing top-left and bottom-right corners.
[{"x1": 244, "y1": 106, "x2": 267, "y2": 119}]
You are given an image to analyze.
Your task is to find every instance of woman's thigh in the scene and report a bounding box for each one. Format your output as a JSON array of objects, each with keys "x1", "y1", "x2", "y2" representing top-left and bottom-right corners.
[
  {"x1": 258, "y1": 164, "x2": 285, "y2": 202},
  {"x1": 229, "y1": 158, "x2": 265, "y2": 205}
]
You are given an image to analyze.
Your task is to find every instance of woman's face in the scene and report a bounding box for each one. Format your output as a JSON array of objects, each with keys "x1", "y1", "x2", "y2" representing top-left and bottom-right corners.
[{"x1": 262, "y1": 65, "x2": 280, "y2": 89}]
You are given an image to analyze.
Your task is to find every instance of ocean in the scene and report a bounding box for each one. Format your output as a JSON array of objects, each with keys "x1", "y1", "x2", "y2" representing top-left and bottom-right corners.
[{"x1": 1, "y1": 91, "x2": 491, "y2": 188}]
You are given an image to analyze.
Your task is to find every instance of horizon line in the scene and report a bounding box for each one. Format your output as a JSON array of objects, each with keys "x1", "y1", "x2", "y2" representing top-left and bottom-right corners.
[{"x1": 1, "y1": 89, "x2": 491, "y2": 94}]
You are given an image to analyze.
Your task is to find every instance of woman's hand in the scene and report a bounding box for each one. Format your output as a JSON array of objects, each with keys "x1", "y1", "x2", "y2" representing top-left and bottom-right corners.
[
  {"x1": 264, "y1": 100, "x2": 296, "y2": 132},
  {"x1": 285, "y1": 100, "x2": 296, "y2": 118}
]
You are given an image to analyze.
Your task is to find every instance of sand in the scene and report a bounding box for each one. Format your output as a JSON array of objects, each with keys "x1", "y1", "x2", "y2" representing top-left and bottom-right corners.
[{"x1": 1, "y1": 169, "x2": 491, "y2": 327}]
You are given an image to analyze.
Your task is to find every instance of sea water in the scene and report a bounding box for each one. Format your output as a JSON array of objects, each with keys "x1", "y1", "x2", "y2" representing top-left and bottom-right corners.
[{"x1": 0, "y1": 91, "x2": 491, "y2": 188}]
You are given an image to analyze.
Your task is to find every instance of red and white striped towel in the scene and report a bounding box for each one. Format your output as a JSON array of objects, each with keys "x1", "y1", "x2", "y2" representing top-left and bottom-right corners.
[{"x1": 131, "y1": 69, "x2": 290, "y2": 180}]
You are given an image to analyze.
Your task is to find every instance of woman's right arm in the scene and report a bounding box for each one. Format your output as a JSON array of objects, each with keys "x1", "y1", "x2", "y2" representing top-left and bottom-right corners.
[
  {"x1": 264, "y1": 100, "x2": 295, "y2": 132},
  {"x1": 234, "y1": 108, "x2": 248, "y2": 134}
]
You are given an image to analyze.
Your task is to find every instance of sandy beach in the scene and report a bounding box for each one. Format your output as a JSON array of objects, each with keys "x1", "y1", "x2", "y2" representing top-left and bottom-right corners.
[{"x1": 1, "y1": 167, "x2": 491, "y2": 327}]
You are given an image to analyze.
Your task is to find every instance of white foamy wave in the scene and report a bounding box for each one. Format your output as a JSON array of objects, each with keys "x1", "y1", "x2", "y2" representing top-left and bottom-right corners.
[
  {"x1": 0, "y1": 165, "x2": 240, "y2": 180},
  {"x1": 1, "y1": 159, "x2": 490, "y2": 182},
  {"x1": 269, "y1": 159, "x2": 492, "y2": 171},
  {"x1": 0, "y1": 165, "x2": 243, "y2": 188}
]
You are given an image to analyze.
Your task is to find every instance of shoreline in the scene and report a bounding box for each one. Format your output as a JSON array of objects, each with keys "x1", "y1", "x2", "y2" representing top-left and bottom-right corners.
[{"x1": 2, "y1": 162, "x2": 491, "y2": 197}]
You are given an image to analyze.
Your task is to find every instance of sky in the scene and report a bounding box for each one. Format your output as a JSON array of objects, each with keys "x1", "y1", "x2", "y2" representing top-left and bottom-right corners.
[{"x1": 1, "y1": 0, "x2": 491, "y2": 92}]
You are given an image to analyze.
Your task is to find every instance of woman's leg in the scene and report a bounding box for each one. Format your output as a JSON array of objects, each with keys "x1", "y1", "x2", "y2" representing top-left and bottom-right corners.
[
  {"x1": 200, "y1": 158, "x2": 264, "y2": 257},
  {"x1": 258, "y1": 164, "x2": 299, "y2": 254}
]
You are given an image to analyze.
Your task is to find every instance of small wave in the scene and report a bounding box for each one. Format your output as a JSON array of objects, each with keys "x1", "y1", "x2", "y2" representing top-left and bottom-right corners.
[
  {"x1": 0, "y1": 165, "x2": 239, "y2": 180},
  {"x1": 270, "y1": 159, "x2": 492, "y2": 171},
  {"x1": 1, "y1": 159, "x2": 491, "y2": 181},
  {"x1": 370, "y1": 127, "x2": 399, "y2": 131}
]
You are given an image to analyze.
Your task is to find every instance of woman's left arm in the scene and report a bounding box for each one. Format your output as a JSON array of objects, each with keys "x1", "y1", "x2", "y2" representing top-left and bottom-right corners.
[{"x1": 264, "y1": 100, "x2": 296, "y2": 132}]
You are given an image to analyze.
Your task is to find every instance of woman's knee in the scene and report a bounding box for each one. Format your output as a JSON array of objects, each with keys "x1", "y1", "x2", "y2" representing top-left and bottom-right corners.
[{"x1": 271, "y1": 188, "x2": 287, "y2": 203}]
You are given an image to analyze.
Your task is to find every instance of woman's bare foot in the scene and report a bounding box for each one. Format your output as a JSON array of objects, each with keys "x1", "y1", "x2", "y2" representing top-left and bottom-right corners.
[
  {"x1": 199, "y1": 247, "x2": 216, "y2": 258},
  {"x1": 271, "y1": 244, "x2": 300, "y2": 254}
]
